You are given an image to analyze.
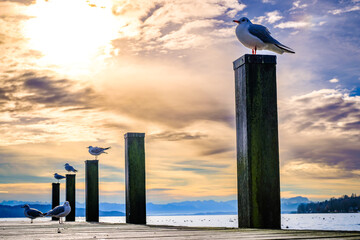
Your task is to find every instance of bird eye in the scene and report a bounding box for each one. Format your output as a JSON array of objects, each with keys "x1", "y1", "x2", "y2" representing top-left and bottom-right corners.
[{"x1": 242, "y1": 19, "x2": 245, "y2": 22}]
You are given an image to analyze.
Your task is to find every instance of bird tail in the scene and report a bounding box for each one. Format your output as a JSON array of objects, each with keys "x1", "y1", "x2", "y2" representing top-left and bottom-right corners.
[
  {"x1": 104, "y1": 147, "x2": 111, "y2": 150},
  {"x1": 275, "y1": 43, "x2": 295, "y2": 54}
]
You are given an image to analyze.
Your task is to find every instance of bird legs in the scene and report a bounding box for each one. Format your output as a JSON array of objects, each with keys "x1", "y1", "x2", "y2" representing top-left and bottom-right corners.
[
  {"x1": 59, "y1": 217, "x2": 63, "y2": 224},
  {"x1": 31, "y1": 219, "x2": 33, "y2": 224},
  {"x1": 252, "y1": 46, "x2": 257, "y2": 54}
]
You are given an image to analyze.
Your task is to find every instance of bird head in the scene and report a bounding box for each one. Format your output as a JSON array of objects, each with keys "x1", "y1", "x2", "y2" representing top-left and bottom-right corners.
[
  {"x1": 21, "y1": 204, "x2": 29, "y2": 209},
  {"x1": 64, "y1": 201, "x2": 70, "y2": 206},
  {"x1": 87, "y1": 146, "x2": 92, "y2": 149},
  {"x1": 64, "y1": 163, "x2": 69, "y2": 166},
  {"x1": 233, "y1": 17, "x2": 251, "y2": 25},
  {"x1": 54, "y1": 173, "x2": 57, "y2": 175}
]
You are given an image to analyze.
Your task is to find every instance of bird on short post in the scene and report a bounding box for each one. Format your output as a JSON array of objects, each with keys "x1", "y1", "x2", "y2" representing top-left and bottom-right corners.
[
  {"x1": 44, "y1": 201, "x2": 71, "y2": 224},
  {"x1": 21, "y1": 204, "x2": 44, "y2": 223},
  {"x1": 54, "y1": 173, "x2": 66, "y2": 183},
  {"x1": 233, "y1": 17, "x2": 295, "y2": 55},
  {"x1": 64, "y1": 163, "x2": 78, "y2": 173},
  {"x1": 87, "y1": 146, "x2": 111, "y2": 160}
]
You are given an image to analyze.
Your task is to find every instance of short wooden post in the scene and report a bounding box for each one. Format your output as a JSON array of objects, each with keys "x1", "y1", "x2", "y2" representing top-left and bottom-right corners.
[
  {"x1": 125, "y1": 132, "x2": 146, "y2": 224},
  {"x1": 85, "y1": 160, "x2": 99, "y2": 222},
  {"x1": 51, "y1": 183, "x2": 60, "y2": 221},
  {"x1": 65, "y1": 174, "x2": 76, "y2": 221},
  {"x1": 233, "y1": 54, "x2": 280, "y2": 229}
]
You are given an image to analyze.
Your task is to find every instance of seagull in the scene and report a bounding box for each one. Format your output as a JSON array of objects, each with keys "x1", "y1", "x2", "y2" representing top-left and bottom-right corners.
[
  {"x1": 64, "y1": 163, "x2": 78, "y2": 173},
  {"x1": 44, "y1": 201, "x2": 71, "y2": 224},
  {"x1": 54, "y1": 173, "x2": 66, "y2": 183},
  {"x1": 233, "y1": 17, "x2": 295, "y2": 54},
  {"x1": 87, "y1": 146, "x2": 111, "y2": 160},
  {"x1": 21, "y1": 204, "x2": 44, "y2": 223}
]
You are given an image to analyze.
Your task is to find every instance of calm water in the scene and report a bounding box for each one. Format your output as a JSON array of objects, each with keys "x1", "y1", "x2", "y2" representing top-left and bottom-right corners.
[{"x1": 1, "y1": 214, "x2": 359, "y2": 231}]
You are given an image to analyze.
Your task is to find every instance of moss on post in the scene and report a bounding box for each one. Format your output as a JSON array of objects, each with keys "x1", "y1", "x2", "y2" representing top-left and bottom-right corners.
[{"x1": 234, "y1": 54, "x2": 280, "y2": 229}]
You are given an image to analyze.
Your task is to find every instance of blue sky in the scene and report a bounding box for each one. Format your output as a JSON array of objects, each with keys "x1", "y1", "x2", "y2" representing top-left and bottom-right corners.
[{"x1": 0, "y1": 0, "x2": 359, "y2": 204}]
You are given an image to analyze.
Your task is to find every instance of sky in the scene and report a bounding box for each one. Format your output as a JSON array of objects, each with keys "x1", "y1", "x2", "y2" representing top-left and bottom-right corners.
[{"x1": 0, "y1": 0, "x2": 359, "y2": 205}]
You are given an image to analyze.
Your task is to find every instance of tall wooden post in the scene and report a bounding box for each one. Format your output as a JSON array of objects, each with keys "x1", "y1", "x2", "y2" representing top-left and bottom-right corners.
[
  {"x1": 125, "y1": 132, "x2": 146, "y2": 224},
  {"x1": 51, "y1": 183, "x2": 60, "y2": 221},
  {"x1": 65, "y1": 174, "x2": 76, "y2": 221},
  {"x1": 85, "y1": 160, "x2": 99, "y2": 222},
  {"x1": 233, "y1": 54, "x2": 280, "y2": 229}
]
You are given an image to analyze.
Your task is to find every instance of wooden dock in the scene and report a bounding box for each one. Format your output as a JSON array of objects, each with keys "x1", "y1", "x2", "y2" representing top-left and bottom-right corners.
[{"x1": 1, "y1": 221, "x2": 360, "y2": 239}]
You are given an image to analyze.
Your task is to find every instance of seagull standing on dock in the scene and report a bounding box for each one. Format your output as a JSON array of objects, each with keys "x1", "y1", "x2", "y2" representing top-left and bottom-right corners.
[
  {"x1": 44, "y1": 201, "x2": 71, "y2": 224},
  {"x1": 233, "y1": 17, "x2": 295, "y2": 54},
  {"x1": 54, "y1": 173, "x2": 66, "y2": 182},
  {"x1": 21, "y1": 204, "x2": 44, "y2": 223},
  {"x1": 64, "y1": 163, "x2": 78, "y2": 173},
  {"x1": 87, "y1": 146, "x2": 111, "y2": 160}
]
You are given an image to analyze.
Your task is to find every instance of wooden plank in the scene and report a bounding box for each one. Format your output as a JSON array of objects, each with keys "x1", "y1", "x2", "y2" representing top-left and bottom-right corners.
[{"x1": 0, "y1": 221, "x2": 359, "y2": 240}]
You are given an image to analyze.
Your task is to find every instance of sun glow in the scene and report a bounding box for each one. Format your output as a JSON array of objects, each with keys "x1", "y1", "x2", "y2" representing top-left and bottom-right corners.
[{"x1": 24, "y1": 0, "x2": 121, "y2": 76}]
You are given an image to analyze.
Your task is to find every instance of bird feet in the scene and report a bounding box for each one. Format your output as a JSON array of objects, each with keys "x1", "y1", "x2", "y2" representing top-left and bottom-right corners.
[{"x1": 252, "y1": 47, "x2": 257, "y2": 55}]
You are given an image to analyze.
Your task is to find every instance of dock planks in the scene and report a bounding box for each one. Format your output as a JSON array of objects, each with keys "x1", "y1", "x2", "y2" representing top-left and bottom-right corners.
[{"x1": 1, "y1": 221, "x2": 360, "y2": 239}]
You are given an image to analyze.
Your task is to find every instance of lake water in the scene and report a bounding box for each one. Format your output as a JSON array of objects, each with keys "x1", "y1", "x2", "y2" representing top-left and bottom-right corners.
[{"x1": 1, "y1": 214, "x2": 359, "y2": 231}]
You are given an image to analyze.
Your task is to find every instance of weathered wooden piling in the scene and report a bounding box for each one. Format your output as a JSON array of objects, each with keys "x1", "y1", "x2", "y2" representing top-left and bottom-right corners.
[
  {"x1": 65, "y1": 174, "x2": 76, "y2": 221},
  {"x1": 233, "y1": 54, "x2": 280, "y2": 229},
  {"x1": 51, "y1": 183, "x2": 60, "y2": 221},
  {"x1": 125, "y1": 132, "x2": 146, "y2": 224},
  {"x1": 85, "y1": 160, "x2": 99, "y2": 222}
]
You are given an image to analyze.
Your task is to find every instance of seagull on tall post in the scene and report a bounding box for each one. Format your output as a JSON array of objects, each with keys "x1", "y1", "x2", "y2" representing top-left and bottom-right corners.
[
  {"x1": 87, "y1": 146, "x2": 111, "y2": 160},
  {"x1": 233, "y1": 17, "x2": 295, "y2": 54},
  {"x1": 54, "y1": 173, "x2": 66, "y2": 183},
  {"x1": 44, "y1": 201, "x2": 71, "y2": 224},
  {"x1": 64, "y1": 163, "x2": 78, "y2": 173},
  {"x1": 21, "y1": 204, "x2": 44, "y2": 223}
]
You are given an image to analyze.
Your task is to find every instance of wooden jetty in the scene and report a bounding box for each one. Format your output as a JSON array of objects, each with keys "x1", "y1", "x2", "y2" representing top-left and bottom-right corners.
[{"x1": 1, "y1": 221, "x2": 360, "y2": 239}]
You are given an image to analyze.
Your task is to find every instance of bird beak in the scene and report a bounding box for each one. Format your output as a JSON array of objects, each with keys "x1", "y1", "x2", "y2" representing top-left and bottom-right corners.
[{"x1": 233, "y1": 20, "x2": 240, "y2": 23}]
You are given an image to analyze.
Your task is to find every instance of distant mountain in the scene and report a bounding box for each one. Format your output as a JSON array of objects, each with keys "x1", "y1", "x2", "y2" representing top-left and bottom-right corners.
[
  {"x1": 0, "y1": 197, "x2": 311, "y2": 218},
  {"x1": 281, "y1": 196, "x2": 310, "y2": 213}
]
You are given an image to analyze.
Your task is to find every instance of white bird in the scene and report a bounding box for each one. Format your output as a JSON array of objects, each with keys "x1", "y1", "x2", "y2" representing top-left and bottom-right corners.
[
  {"x1": 64, "y1": 163, "x2": 78, "y2": 173},
  {"x1": 233, "y1": 17, "x2": 295, "y2": 54},
  {"x1": 87, "y1": 146, "x2": 111, "y2": 160},
  {"x1": 54, "y1": 173, "x2": 66, "y2": 183},
  {"x1": 44, "y1": 201, "x2": 71, "y2": 224},
  {"x1": 21, "y1": 204, "x2": 44, "y2": 223}
]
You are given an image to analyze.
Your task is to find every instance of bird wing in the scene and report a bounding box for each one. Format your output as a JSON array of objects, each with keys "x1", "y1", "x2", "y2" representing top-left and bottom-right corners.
[
  {"x1": 249, "y1": 24, "x2": 295, "y2": 53},
  {"x1": 47, "y1": 206, "x2": 65, "y2": 216},
  {"x1": 248, "y1": 24, "x2": 280, "y2": 44},
  {"x1": 28, "y1": 208, "x2": 43, "y2": 217}
]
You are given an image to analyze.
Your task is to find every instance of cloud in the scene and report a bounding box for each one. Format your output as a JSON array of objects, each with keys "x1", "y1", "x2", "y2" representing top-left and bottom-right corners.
[
  {"x1": 279, "y1": 89, "x2": 360, "y2": 173},
  {"x1": 149, "y1": 131, "x2": 207, "y2": 141},
  {"x1": 275, "y1": 20, "x2": 311, "y2": 29},
  {"x1": 290, "y1": 0, "x2": 308, "y2": 11},
  {"x1": 329, "y1": 78, "x2": 339, "y2": 83},
  {"x1": 252, "y1": 11, "x2": 283, "y2": 24},
  {"x1": 328, "y1": 4, "x2": 360, "y2": 15}
]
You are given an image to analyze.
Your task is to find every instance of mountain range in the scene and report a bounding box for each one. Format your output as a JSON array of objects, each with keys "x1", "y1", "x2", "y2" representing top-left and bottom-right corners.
[{"x1": 0, "y1": 196, "x2": 310, "y2": 218}]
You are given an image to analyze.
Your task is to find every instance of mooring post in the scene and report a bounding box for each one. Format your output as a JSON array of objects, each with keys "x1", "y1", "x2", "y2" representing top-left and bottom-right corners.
[
  {"x1": 233, "y1": 54, "x2": 280, "y2": 229},
  {"x1": 85, "y1": 160, "x2": 99, "y2": 222},
  {"x1": 51, "y1": 183, "x2": 60, "y2": 221},
  {"x1": 65, "y1": 174, "x2": 76, "y2": 221},
  {"x1": 125, "y1": 132, "x2": 146, "y2": 224}
]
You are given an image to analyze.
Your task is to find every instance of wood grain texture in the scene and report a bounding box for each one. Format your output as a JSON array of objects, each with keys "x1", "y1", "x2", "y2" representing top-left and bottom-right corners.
[
  {"x1": 85, "y1": 160, "x2": 99, "y2": 222},
  {"x1": 51, "y1": 183, "x2": 60, "y2": 221},
  {"x1": 234, "y1": 54, "x2": 280, "y2": 229},
  {"x1": 125, "y1": 133, "x2": 146, "y2": 224},
  {"x1": 66, "y1": 174, "x2": 76, "y2": 222},
  {"x1": 1, "y1": 221, "x2": 359, "y2": 240}
]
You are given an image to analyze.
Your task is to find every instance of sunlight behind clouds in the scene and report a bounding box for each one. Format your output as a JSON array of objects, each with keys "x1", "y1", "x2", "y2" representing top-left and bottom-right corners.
[{"x1": 23, "y1": 0, "x2": 122, "y2": 76}]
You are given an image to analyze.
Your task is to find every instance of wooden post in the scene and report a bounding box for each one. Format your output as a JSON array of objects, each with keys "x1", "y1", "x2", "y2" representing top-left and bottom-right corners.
[
  {"x1": 125, "y1": 132, "x2": 146, "y2": 224},
  {"x1": 51, "y1": 183, "x2": 60, "y2": 221},
  {"x1": 65, "y1": 174, "x2": 76, "y2": 222},
  {"x1": 85, "y1": 160, "x2": 99, "y2": 222},
  {"x1": 233, "y1": 54, "x2": 280, "y2": 229}
]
